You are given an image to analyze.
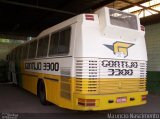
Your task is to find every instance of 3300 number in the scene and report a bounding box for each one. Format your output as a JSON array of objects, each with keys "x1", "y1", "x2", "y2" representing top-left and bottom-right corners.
[{"x1": 108, "y1": 69, "x2": 133, "y2": 76}]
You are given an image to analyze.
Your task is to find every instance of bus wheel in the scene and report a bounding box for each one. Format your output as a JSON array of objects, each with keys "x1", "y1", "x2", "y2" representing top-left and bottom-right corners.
[{"x1": 38, "y1": 80, "x2": 48, "y2": 105}]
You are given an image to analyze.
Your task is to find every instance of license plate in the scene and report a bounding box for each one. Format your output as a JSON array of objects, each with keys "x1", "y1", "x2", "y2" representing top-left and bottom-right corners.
[{"x1": 116, "y1": 97, "x2": 127, "y2": 103}]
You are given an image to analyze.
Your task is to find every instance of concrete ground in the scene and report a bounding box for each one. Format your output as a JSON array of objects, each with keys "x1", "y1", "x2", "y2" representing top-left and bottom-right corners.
[{"x1": 0, "y1": 83, "x2": 159, "y2": 119}]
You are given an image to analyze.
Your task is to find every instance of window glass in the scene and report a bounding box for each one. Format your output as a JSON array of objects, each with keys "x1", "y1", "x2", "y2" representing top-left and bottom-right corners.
[
  {"x1": 6, "y1": 55, "x2": 9, "y2": 61},
  {"x1": 49, "y1": 27, "x2": 71, "y2": 56},
  {"x1": 37, "y1": 35, "x2": 49, "y2": 57},
  {"x1": 109, "y1": 9, "x2": 138, "y2": 30},
  {"x1": 15, "y1": 48, "x2": 18, "y2": 60},
  {"x1": 22, "y1": 44, "x2": 29, "y2": 59},
  {"x1": 49, "y1": 32, "x2": 59, "y2": 55},
  {"x1": 19, "y1": 47, "x2": 22, "y2": 59},
  {"x1": 58, "y1": 27, "x2": 71, "y2": 54},
  {"x1": 10, "y1": 52, "x2": 13, "y2": 61},
  {"x1": 28, "y1": 40, "x2": 37, "y2": 59},
  {"x1": 12, "y1": 49, "x2": 16, "y2": 61},
  {"x1": 15, "y1": 47, "x2": 22, "y2": 60}
]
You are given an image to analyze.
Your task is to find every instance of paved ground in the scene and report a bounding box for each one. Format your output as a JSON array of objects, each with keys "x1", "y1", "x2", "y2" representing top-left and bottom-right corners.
[{"x1": 0, "y1": 83, "x2": 159, "y2": 119}]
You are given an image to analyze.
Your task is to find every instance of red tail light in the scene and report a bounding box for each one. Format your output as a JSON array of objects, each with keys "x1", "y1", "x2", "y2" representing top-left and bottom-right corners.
[
  {"x1": 142, "y1": 95, "x2": 147, "y2": 101},
  {"x1": 85, "y1": 14, "x2": 94, "y2": 21},
  {"x1": 78, "y1": 98, "x2": 96, "y2": 106}
]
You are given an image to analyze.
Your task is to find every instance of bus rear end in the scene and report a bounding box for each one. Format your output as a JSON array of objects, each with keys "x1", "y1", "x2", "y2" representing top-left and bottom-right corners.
[{"x1": 73, "y1": 7, "x2": 147, "y2": 110}]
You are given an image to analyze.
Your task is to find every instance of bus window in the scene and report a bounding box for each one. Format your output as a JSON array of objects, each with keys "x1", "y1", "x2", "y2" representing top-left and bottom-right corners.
[
  {"x1": 28, "y1": 40, "x2": 37, "y2": 59},
  {"x1": 49, "y1": 32, "x2": 59, "y2": 55},
  {"x1": 49, "y1": 27, "x2": 71, "y2": 56},
  {"x1": 15, "y1": 47, "x2": 22, "y2": 60},
  {"x1": 37, "y1": 35, "x2": 49, "y2": 58},
  {"x1": 6, "y1": 55, "x2": 9, "y2": 61},
  {"x1": 15, "y1": 48, "x2": 18, "y2": 60},
  {"x1": 19, "y1": 47, "x2": 23, "y2": 59},
  {"x1": 12, "y1": 49, "x2": 15, "y2": 61},
  {"x1": 58, "y1": 27, "x2": 71, "y2": 54},
  {"x1": 10, "y1": 52, "x2": 13, "y2": 61},
  {"x1": 22, "y1": 44, "x2": 29, "y2": 59},
  {"x1": 109, "y1": 9, "x2": 138, "y2": 30}
]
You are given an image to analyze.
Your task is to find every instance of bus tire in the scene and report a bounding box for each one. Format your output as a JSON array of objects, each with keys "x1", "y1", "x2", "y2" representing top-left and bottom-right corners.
[{"x1": 38, "y1": 80, "x2": 48, "y2": 105}]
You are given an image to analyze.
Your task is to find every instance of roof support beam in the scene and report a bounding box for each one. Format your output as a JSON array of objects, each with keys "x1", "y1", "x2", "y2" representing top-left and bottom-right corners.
[
  {"x1": 0, "y1": 0, "x2": 76, "y2": 15},
  {"x1": 120, "y1": 0, "x2": 150, "y2": 10},
  {"x1": 81, "y1": 0, "x2": 116, "y2": 13},
  {"x1": 131, "y1": 3, "x2": 160, "y2": 14},
  {"x1": 119, "y1": 0, "x2": 160, "y2": 14}
]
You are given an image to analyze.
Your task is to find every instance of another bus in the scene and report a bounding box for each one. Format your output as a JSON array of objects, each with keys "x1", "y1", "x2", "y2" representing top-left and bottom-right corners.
[{"x1": 7, "y1": 7, "x2": 147, "y2": 111}]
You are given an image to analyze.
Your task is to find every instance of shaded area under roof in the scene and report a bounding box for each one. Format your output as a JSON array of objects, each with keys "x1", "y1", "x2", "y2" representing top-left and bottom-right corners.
[{"x1": 0, "y1": 0, "x2": 159, "y2": 40}]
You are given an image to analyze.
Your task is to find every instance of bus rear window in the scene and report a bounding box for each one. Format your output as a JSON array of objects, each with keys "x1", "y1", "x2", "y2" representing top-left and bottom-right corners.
[{"x1": 109, "y1": 9, "x2": 138, "y2": 30}]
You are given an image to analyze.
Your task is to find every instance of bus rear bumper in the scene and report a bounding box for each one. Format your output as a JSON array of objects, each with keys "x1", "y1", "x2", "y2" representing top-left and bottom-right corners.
[{"x1": 73, "y1": 91, "x2": 148, "y2": 111}]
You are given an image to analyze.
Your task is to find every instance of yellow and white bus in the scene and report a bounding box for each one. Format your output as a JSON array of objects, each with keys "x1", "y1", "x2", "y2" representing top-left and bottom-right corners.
[{"x1": 7, "y1": 7, "x2": 147, "y2": 111}]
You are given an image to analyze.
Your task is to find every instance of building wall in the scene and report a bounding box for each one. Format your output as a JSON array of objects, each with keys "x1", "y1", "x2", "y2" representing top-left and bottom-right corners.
[
  {"x1": 0, "y1": 39, "x2": 23, "y2": 82},
  {"x1": 145, "y1": 23, "x2": 160, "y2": 71},
  {"x1": 0, "y1": 39, "x2": 23, "y2": 60},
  {"x1": 0, "y1": 43, "x2": 16, "y2": 60},
  {"x1": 145, "y1": 23, "x2": 160, "y2": 94}
]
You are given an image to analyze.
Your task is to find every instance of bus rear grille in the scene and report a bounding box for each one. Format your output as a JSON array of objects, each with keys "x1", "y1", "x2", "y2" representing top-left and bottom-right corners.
[
  {"x1": 75, "y1": 78, "x2": 146, "y2": 94},
  {"x1": 75, "y1": 59, "x2": 147, "y2": 94},
  {"x1": 75, "y1": 59, "x2": 99, "y2": 78},
  {"x1": 139, "y1": 62, "x2": 147, "y2": 79}
]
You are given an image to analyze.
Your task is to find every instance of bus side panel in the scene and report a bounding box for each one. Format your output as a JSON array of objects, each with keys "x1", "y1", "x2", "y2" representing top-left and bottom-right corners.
[
  {"x1": 42, "y1": 58, "x2": 74, "y2": 109},
  {"x1": 44, "y1": 75, "x2": 60, "y2": 105},
  {"x1": 21, "y1": 61, "x2": 38, "y2": 95},
  {"x1": 22, "y1": 57, "x2": 74, "y2": 109},
  {"x1": 19, "y1": 22, "x2": 76, "y2": 109},
  {"x1": 44, "y1": 76, "x2": 74, "y2": 109},
  {"x1": 21, "y1": 73, "x2": 38, "y2": 95}
]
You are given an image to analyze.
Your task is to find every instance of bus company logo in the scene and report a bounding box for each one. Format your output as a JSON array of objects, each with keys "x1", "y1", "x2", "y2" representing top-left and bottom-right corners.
[{"x1": 104, "y1": 41, "x2": 134, "y2": 58}]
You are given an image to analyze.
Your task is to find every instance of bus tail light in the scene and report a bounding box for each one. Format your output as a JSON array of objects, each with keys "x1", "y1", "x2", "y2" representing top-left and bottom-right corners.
[
  {"x1": 142, "y1": 95, "x2": 147, "y2": 101},
  {"x1": 85, "y1": 14, "x2": 94, "y2": 21},
  {"x1": 78, "y1": 98, "x2": 96, "y2": 106}
]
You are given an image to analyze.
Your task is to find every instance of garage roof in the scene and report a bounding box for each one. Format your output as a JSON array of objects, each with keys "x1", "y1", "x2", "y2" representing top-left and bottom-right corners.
[{"x1": 0, "y1": 0, "x2": 159, "y2": 40}]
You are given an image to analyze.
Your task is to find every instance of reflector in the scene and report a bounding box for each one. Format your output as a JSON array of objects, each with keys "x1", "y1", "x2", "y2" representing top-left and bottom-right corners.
[{"x1": 85, "y1": 14, "x2": 94, "y2": 21}]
